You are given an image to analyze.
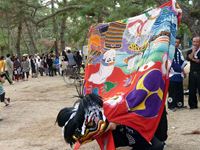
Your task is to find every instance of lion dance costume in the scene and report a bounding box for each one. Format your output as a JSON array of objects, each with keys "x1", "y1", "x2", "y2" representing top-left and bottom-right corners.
[{"x1": 57, "y1": 0, "x2": 182, "y2": 149}]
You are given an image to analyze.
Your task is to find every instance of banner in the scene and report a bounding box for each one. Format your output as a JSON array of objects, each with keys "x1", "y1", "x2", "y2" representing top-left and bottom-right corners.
[{"x1": 84, "y1": 0, "x2": 182, "y2": 149}]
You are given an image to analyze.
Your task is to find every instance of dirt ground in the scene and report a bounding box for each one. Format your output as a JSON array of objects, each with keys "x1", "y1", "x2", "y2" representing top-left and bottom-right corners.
[{"x1": 0, "y1": 76, "x2": 200, "y2": 150}]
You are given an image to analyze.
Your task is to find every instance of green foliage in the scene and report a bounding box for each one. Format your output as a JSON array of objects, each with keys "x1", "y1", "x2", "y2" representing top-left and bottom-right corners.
[
  {"x1": 190, "y1": 9, "x2": 200, "y2": 18},
  {"x1": 177, "y1": 23, "x2": 192, "y2": 38},
  {"x1": 0, "y1": 0, "x2": 198, "y2": 55},
  {"x1": 0, "y1": 32, "x2": 7, "y2": 46},
  {"x1": 62, "y1": 0, "x2": 156, "y2": 48}
]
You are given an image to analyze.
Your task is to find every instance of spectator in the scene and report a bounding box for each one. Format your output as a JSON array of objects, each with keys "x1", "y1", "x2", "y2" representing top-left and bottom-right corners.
[
  {"x1": 53, "y1": 56, "x2": 60, "y2": 75},
  {"x1": 66, "y1": 50, "x2": 76, "y2": 67},
  {"x1": 0, "y1": 56, "x2": 5, "y2": 74},
  {"x1": 186, "y1": 36, "x2": 200, "y2": 109},
  {"x1": 47, "y1": 54, "x2": 54, "y2": 76},
  {"x1": 0, "y1": 56, "x2": 12, "y2": 84},
  {"x1": 61, "y1": 59, "x2": 67, "y2": 76},
  {"x1": 74, "y1": 51, "x2": 83, "y2": 72},
  {"x1": 168, "y1": 37, "x2": 187, "y2": 110},
  {"x1": 21, "y1": 56, "x2": 30, "y2": 81},
  {"x1": 38, "y1": 58, "x2": 44, "y2": 76},
  {"x1": 0, "y1": 76, "x2": 10, "y2": 106},
  {"x1": 43, "y1": 55, "x2": 49, "y2": 76},
  {"x1": 62, "y1": 49, "x2": 68, "y2": 61},
  {"x1": 5, "y1": 54, "x2": 14, "y2": 83},
  {"x1": 35, "y1": 55, "x2": 40, "y2": 78},
  {"x1": 30, "y1": 55, "x2": 37, "y2": 78},
  {"x1": 13, "y1": 57, "x2": 21, "y2": 81}
]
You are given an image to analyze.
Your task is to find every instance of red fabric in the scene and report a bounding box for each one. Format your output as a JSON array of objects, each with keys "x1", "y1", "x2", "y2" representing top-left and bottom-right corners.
[
  {"x1": 96, "y1": 131, "x2": 115, "y2": 150},
  {"x1": 82, "y1": 0, "x2": 181, "y2": 149},
  {"x1": 160, "y1": 0, "x2": 171, "y2": 8},
  {"x1": 74, "y1": 142, "x2": 81, "y2": 150}
]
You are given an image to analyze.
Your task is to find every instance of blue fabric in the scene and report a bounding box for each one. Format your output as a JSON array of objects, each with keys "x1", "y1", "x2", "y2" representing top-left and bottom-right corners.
[
  {"x1": 170, "y1": 48, "x2": 185, "y2": 82},
  {"x1": 0, "y1": 83, "x2": 5, "y2": 95},
  {"x1": 54, "y1": 57, "x2": 59, "y2": 65},
  {"x1": 170, "y1": 74, "x2": 182, "y2": 82}
]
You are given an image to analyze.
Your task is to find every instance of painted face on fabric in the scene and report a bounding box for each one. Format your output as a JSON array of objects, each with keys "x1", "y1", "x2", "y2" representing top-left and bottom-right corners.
[
  {"x1": 88, "y1": 49, "x2": 116, "y2": 84},
  {"x1": 102, "y1": 49, "x2": 116, "y2": 65}
]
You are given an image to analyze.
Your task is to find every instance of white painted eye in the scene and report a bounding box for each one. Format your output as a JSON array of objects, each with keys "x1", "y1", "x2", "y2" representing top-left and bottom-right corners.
[{"x1": 139, "y1": 61, "x2": 155, "y2": 72}]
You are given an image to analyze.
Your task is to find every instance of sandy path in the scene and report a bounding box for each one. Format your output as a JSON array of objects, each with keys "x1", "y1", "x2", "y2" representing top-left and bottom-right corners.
[{"x1": 0, "y1": 76, "x2": 200, "y2": 150}]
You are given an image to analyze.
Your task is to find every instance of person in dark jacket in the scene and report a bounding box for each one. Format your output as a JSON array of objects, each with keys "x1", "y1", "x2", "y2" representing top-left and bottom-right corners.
[
  {"x1": 30, "y1": 55, "x2": 37, "y2": 78},
  {"x1": 46, "y1": 54, "x2": 54, "y2": 76},
  {"x1": 168, "y1": 37, "x2": 187, "y2": 110},
  {"x1": 186, "y1": 36, "x2": 200, "y2": 109},
  {"x1": 74, "y1": 51, "x2": 83, "y2": 72}
]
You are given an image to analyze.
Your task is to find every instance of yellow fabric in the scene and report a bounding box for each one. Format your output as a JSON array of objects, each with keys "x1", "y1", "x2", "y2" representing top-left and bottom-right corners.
[{"x1": 0, "y1": 60, "x2": 5, "y2": 73}]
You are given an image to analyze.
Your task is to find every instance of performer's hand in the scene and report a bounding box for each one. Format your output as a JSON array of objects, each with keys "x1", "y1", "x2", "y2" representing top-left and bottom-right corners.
[
  {"x1": 193, "y1": 59, "x2": 200, "y2": 64},
  {"x1": 105, "y1": 122, "x2": 117, "y2": 132},
  {"x1": 188, "y1": 46, "x2": 196, "y2": 60},
  {"x1": 192, "y1": 46, "x2": 197, "y2": 52}
]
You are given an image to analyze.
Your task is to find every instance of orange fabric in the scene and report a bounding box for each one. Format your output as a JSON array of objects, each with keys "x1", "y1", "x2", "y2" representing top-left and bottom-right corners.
[{"x1": 0, "y1": 60, "x2": 5, "y2": 73}]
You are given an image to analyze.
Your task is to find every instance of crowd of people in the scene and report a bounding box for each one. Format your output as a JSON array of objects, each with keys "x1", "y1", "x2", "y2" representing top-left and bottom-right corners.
[
  {"x1": 168, "y1": 36, "x2": 200, "y2": 111},
  {"x1": 0, "y1": 49, "x2": 83, "y2": 106}
]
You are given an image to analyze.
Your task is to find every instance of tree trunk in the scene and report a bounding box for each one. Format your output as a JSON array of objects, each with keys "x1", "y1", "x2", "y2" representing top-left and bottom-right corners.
[
  {"x1": 22, "y1": 32, "x2": 31, "y2": 55},
  {"x1": 5, "y1": 12, "x2": 13, "y2": 54},
  {"x1": 179, "y1": 1, "x2": 200, "y2": 36},
  {"x1": 51, "y1": 0, "x2": 59, "y2": 56},
  {"x1": 7, "y1": 28, "x2": 12, "y2": 54},
  {"x1": 16, "y1": 20, "x2": 22, "y2": 58},
  {"x1": 24, "y1": 20, "x2": 38, "y2": 54},
  {"x1": 60, "y1": 0, "x2": 67, "y2": 52}
]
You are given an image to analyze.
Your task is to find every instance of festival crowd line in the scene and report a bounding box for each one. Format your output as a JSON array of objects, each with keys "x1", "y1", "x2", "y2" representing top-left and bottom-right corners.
[
  {"x1": 1, "y1": 36, "x2": 200, "y2": 111},
  {"x1": 0, "y1": 49, "x2": 83, "y2": 106}
]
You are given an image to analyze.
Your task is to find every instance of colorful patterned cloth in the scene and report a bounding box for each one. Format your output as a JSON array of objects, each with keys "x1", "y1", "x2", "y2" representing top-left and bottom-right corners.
[{"x1": 83, "y1": 0, "x2": 182, "y2": 149}]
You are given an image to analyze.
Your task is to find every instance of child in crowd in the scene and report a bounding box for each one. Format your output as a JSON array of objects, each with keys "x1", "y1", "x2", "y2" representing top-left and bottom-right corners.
[{"x1": 0, "y1": 76, "x2": 10, "y2": 106}]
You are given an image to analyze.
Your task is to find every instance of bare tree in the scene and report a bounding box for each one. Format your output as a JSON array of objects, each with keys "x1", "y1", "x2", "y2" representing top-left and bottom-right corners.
[
  {"x1": 60, "y1": 0, "x2": 67, "y2": 52},
  {"x1": 25, "y1": 20, "x2": 38, "y2": 54},
  {"x1": 51, "y1": 0, "x2": 58, "y2": 56},
  {"x1": 16, "y1": 20, "x2": 22, "y2": 57}
]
